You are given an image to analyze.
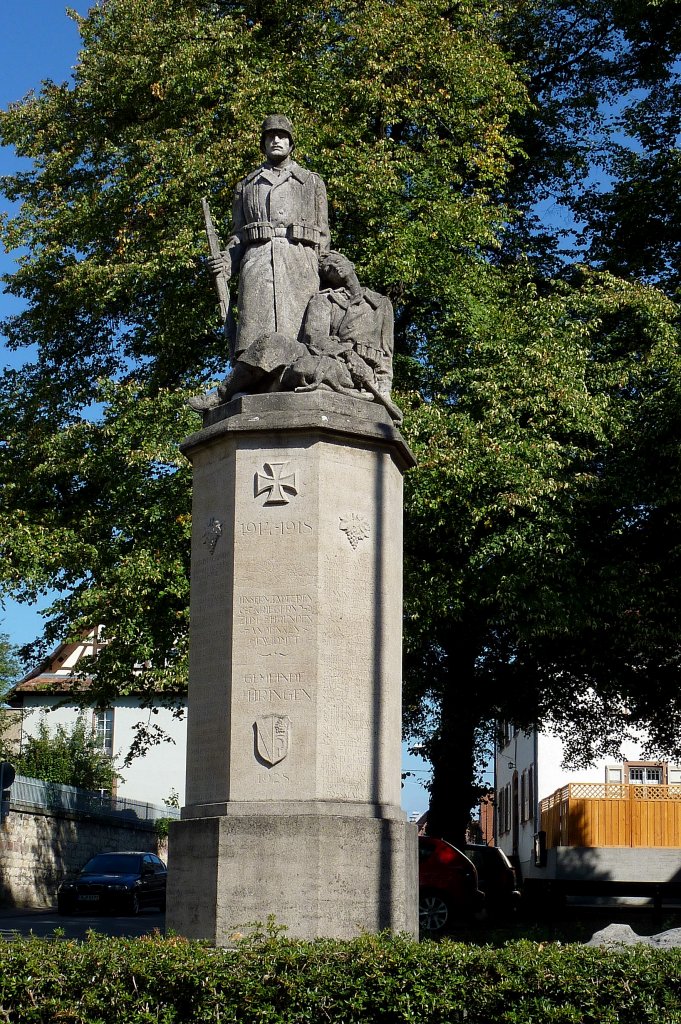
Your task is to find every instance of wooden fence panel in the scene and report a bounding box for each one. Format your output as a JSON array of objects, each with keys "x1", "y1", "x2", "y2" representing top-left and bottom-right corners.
[
  {"x1": 540, "y1": 783, "x2": 681, "y2": 848},
  {"x1": 629, "y1": 798, "x2": 681, "y2": 848}
]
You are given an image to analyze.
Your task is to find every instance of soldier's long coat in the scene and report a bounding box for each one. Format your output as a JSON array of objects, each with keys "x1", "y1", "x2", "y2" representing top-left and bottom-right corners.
[{"x1": 226, "y1": 160, "x2": 330, "y2": 358}]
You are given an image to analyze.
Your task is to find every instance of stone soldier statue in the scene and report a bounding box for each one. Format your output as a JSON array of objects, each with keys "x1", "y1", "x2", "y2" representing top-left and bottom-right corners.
[
  {"x1": 211, "y1": 114, "x2": 330, "y2": 359},
  {"x1": 295, "y1": 250, "x2": 394, "y2": 400},
  {"x1": 192, "y1": 251, "x2": 401, "y2": 423}
]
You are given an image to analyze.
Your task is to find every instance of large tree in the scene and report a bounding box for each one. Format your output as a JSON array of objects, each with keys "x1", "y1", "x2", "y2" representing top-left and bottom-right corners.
[
  {"x1": 403, "y1": 266, "x2": 681, "y2": 841},
  {"x1": 499, "y1": 0, "x2": 681, "y2": 289},
  {"x1": 401, "y1": 0, "x2": 681, "y2": 842},
  {"x1": 1, "y1": 0, "x2": 679, "y2": 840},
  {"x1": 0, "y1": 0, "x2": 524, "y2": 694},
  {"x1": 0, "y1": 633, "x2": 19, "y2": 695}
]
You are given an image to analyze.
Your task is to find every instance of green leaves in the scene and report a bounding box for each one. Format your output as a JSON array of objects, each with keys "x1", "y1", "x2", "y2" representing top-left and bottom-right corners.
[
  {"x1": 0, "y1": 634, "x2": 19, "y2": 698},
  {"x1": 401, "y1": 262, "x2": 681, "y2": 839},
  {"x1": 1, "y1": 0, "x2": 680, "y2": 835},
  {"x1": 0, "y1": 0, "x2": 528, "y2": 710},
  {"x1": 1, "y1": 931, "x2": 681, "y2": 1022},
  {"x1": 12, "y1": 713, "x2": 119, "y2": 791},
  {"x1": 0, "y1": 379, "x2": 194, "y2": 699}
]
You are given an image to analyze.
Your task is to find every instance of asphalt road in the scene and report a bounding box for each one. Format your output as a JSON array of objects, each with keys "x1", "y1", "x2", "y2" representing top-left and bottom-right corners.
[{"x1": 0, "y1": 906, "x2": 165, "y2": 940}]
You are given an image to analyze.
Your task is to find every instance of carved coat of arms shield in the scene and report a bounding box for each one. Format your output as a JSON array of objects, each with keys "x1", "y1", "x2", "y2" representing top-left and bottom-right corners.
[{"x1": 255, "y1": 714, "x2": 291, "y2": 766}]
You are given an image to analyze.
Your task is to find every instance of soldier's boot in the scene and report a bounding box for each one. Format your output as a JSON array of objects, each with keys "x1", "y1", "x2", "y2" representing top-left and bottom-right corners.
[{"x1": 187, "y1": 364, "x2": 254, "y2": 412}]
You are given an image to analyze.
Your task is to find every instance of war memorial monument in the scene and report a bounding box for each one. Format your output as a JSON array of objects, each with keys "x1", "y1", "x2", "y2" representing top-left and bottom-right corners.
[{"x1": 166, "y1": 116, "x2": 418, "y2": 941}]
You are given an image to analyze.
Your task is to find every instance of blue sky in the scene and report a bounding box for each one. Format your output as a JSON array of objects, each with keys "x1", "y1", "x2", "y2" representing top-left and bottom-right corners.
[{"x1": 1, "y1": 3, "x2": 89, "y2": 648}]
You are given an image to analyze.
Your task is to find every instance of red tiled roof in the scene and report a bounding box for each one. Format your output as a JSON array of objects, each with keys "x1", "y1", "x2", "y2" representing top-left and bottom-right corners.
[{"x1": 10, "y1": 673, "x2": 92, "y2": 694}]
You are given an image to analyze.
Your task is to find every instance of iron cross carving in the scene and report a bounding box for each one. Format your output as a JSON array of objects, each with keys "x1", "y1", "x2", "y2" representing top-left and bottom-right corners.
[{"x1": 255, "y1": 462, "x2": 298, "y2": 505}]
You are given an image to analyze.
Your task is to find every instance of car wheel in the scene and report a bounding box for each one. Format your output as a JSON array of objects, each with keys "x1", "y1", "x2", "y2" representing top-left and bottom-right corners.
[
  {"x1": 158, "y1": 896, "x2": 166, "y2": 912},
  {"x1": 130, "y1": 892, "x2": 140, "y2": 916},
  {"x1": 419, "y1": 892, "x2": 451, "y2": 937},
  {"x1": 57, "y1": 897, "x2": 73, "y2": 916}
]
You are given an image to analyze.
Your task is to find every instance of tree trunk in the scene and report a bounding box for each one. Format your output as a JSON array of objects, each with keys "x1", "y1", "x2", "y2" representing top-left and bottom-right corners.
[{"x1": 426, "y1": 643, "x2": 481, "y2": 850}]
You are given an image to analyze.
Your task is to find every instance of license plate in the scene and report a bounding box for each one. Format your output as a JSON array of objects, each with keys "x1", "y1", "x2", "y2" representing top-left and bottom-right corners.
[{"x1": 77, "y1": 895, "x2": 99, "y2": 901}]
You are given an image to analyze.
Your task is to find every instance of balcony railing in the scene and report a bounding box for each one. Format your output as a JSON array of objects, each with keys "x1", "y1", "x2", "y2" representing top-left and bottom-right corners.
[{"x1": 10, "y1": 774, "x2": 180, "y2": 828}]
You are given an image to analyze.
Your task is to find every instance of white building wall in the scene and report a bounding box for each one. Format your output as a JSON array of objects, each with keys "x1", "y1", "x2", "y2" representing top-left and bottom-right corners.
[
  {"x1": 16, "y1": 696, "x2": 186, "y2": 807},
  {"x1": 495, "y1": 722, "x2": 676, "y2": 878},
  {"x1": 535, "y1": 731, "x2": 647, "y2": 800},
  {"x1": 495, "y1": 727, "x2": 538, "y2": 867}
]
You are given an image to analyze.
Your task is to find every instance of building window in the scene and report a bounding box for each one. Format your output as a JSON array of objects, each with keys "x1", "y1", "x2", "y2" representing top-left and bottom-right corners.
[
  {"x1": 498, "y1": 786, "x2": 512, "y2": 835},
  {"x1": 608, "y1": 761, "x2": 681, "y2": 786},
  {"x1": 519, "y1": 764, "x2": 535, "y2": 824},
  {"x1": 629, "y1": 765, "x2": 662, "y2": 784},
  {"x1": 499, "y1": 720, "x2": 518, "y2": 748},
  {"x1": 94, "y1": 709, "x2": 114, "y2": 756}
]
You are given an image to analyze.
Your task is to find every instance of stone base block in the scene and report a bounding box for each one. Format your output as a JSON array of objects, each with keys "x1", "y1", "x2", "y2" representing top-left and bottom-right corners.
[{"x1": 166, "y1": 812, "x2": 418, "y2": 942}]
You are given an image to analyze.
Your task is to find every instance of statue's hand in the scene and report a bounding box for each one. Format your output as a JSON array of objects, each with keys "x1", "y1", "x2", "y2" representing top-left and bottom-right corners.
[
  {"x1": 208, "y1": 254, "x2": 230, "y2": 279},
  {"x1": 310, "y1": 333, "x2": 347, "y2": 356}
]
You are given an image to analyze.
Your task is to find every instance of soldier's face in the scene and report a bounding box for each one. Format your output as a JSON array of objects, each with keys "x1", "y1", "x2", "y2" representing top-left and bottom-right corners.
[
  {"x1": 263, "y1": 131, "x2": 293, "y2": 164},
  {"x1": 322, "y1": 255, "x2": 353, "y2": 286}
]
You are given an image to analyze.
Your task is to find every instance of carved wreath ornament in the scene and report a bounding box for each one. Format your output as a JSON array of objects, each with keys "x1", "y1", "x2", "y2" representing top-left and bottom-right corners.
[
  {"x1": 202, "y1": 517, "x2": 223, "y2": 554},
  {"x1": 339, "y1": 512, "x2": 370, "y2": 550}
]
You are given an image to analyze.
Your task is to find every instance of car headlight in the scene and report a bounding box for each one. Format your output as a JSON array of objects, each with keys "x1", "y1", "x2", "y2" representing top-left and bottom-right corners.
[
  {"x1": 59, "y1": 882, "x2": 75, "y2": 891},
  {"x1": 109, "y1": 884, "x2": 129, "y2": 891}
]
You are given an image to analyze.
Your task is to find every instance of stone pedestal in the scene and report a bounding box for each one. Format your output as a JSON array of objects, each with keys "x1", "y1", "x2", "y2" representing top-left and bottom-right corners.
[{"x1": 166, "y1": 391, "x2": 418, "y2": 941}]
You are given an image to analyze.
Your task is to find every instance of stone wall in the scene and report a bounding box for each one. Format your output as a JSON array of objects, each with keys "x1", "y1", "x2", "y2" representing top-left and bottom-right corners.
[
  {"x1": 523, "y1": 845, "x2": 681, "y2": 884},
  {"x1": 0, "y1": 803, "x2": 168, "y2": 908}
]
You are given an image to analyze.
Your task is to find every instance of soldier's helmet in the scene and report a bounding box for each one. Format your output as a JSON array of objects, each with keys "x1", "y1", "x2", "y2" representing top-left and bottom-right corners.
[{"x1": 260, "y1": 114, "x2": 295, "y2": 152}]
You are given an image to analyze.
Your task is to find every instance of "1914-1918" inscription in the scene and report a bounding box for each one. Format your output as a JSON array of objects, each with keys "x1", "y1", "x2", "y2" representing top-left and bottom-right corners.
[{"x1": 239, "y1": 520, "x2": 313, "y2": 537}]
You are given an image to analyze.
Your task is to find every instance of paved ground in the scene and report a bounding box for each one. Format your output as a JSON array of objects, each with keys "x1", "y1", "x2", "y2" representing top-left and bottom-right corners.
[
  {"x1": 4, "y1": 901, "x2": 681, "y2": 945},
  {"x1": 0, "y1": 905, "x2": 165, "y2": 940}
]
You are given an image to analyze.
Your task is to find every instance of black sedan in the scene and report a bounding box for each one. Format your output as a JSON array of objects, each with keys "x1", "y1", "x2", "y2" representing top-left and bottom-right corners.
[{"x1": 57, "y1": 851, "x2": 167, "y2": 915}]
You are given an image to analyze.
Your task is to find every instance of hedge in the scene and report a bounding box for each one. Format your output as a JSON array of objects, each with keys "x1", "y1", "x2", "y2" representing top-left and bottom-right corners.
[{"x1": 1, "y1": 931, "x2": 681, "y2": 1023}]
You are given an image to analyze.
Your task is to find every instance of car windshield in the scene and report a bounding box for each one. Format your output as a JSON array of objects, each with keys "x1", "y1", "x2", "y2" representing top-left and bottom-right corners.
[
  {"x1": 467, "y1": 846, "x2": 512, "y2": 869},
  {"x1": 81, "y1": 854, "x2": 142, "y2": 875}
]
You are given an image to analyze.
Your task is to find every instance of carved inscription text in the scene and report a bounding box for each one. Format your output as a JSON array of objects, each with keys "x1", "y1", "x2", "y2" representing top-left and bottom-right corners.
[
  {"x1": 239, "y1": 519, "x2": 313, "y2": 537},
  {"x1": 237, "y1": 593, "x2": 314, "y2": 649}
]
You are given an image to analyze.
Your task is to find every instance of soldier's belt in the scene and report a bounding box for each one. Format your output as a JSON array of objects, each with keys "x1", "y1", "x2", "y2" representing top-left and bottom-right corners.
[
  {"x1": 354, "y1": 343, "x2": 383, "y2": 363},
  {"x1": 240, "y1": 221, "x2": 323, "y2": 245}
]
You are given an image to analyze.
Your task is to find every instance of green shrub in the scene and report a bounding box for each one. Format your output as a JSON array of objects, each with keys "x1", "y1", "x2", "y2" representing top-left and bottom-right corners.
[
  {"x1": 12, "y1": 713, "x2": 118, "y2": 791},
  {"x1": 1, "y1": 932, "x2": 681, "y2": 1023}
]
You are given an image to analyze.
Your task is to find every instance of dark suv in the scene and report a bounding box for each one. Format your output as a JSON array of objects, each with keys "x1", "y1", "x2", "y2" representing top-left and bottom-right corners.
[
  {"x1": 418, "y1": 837, "x2": 484, "y2": 936},
  {"x1": 464, "y1": 844, "x2": 521, "y2": 917}
]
